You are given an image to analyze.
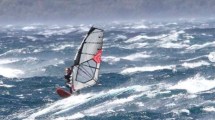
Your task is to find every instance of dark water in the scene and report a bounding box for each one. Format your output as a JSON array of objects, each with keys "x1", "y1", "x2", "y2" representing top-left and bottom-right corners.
[{"x1": 1, "y1": 20, "x2": 215, "y2": 120}]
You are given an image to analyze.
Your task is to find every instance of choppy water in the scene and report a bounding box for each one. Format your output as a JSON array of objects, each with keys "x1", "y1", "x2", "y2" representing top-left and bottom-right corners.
[{"x1": 1, "y1": 20, "x2": 215, "y2": 120}]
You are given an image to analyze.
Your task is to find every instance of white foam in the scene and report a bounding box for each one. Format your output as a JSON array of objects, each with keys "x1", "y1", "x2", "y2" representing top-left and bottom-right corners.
[
  {"x1": 0, "y1": 59, "x2": 19, "y2": 65},
  {"x1": 183, "y1": 34, "x2": 194, "y2": 39},
  {"x1": 80, "y1": 86, "x2": 150, "y2": 116},
  {"x1": 25, "y1": 85, "x2": 143, "y2": 120},
  {"x1": 83, "y1": 96, "x2": 136, "y2": 116},
  {"x1": 159, "y1": 42, "x2": 189, "y2": 49},
  {"x1": 122, "y1": 52, "x2": 150, "y2": 61},
  {"x1": 181, "y1": 61, "x2": 210, "y2": 68},
  {"x1": 170, "y1": 74, "x2": 215, "y2": 93},
  {"x1": 22, "y1": 26, "x2": 36, "y2": 31},
  {"x1": 121, "y1": 65, "x2": 175, "y2": 74},
  {"x1": 102, "y1": 52, "x2": 150, "y2": 64},
  {"x1": 26, "y1": 36, "x2": 37, "y2": 41},
  {"x1": 55, "y1": 112, "x2": 85, "y2": 120},
  {"x1": 136, "y1": 102, "x2": 144, "y2": 107},
  {"x1": 180, "y1": 109, "x2": 190, "y2": 115},
  {"x1": 16, "y1": 94, "x2": 25, "y2": 99},
  {"x1": 102, "y1": 56, "x2": 120, "y2": 64},
  {"x1": 38, "y1": 28, "x2": 75, "y2": 37},
  {"x1": 52, "y1": 44, "x2": 74, "y2": 51},
  {"x1": 186, "y1": 41, "x2": 215, "y2": 50},
  {"x1": 25, "y1": 93, "x2": 93, "y2": 120},
  {"x1": 125, "y1": 35, "x2": 145, "y2": 43},
  {"x1": 125, "y1": 34, "x2": 166, "y2": 43},
  {"x1": 165, "y1": 103, "x2": 176, "y2": 107},
  {"x1": 0, "y1": 49, "x2": 23, "y2": 56},
  {"x1": 120, "y1": 43, "x2": 148, "y2": 49},
  {"x1": 161, "y1": 30, "x2": 185, "y2": 42},
  {"x1": 0, "y1": 81, "x2": 14, "y2": 88},
  {"x1": 0, "y1": 67, "x2": 24, "y2": 78},
  {"x1": 208, "y1": 52, "x2": 215, "y2": 62},
  {"x1": 129, "y1": 42, "x2": 149, "y2": 49},
  {"x1": 180, "y1": 55, "x2": 206, "y2": 62},
  {"x1": 115, "y1": 35, "x2": 127, "y2": 40},
  {"x1": 78, "y1": 25, "x2": 90, "y2": 33},
  {"x1": 203, "y1": 106, "x2": 215, "y2": 112},
  {"x1": 131, "y1": 24, "x2": 148, "y2": 29}
]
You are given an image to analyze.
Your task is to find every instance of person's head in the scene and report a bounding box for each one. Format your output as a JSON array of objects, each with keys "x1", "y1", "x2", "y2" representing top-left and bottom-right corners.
[{"x1": 65, "y1": 67, "x2": 71, "y2": 73}]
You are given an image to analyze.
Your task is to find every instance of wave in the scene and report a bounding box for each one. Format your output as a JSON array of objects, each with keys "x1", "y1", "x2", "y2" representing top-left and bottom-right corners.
[
  {"x1": 161, "y1": 30, "x2": 185, "y2": 42},
  {"x1": 102, "y1": 52, "x2": 151, "y2": 64},
  {"x1": 0, "y1": 81, "x2": 14, "y2": 88},
  {"x1": 186, "y1": 41, "x2": 215, "y2": 50},
  {"x1": 115, "y1": 34, "x2": 127, "y2": 40},
  {"x1": 0, "y1": 59, "x2": 19, "y2": 65},
  {"x1": 23, "y1": 83, "x2": 171, "y2": 120},
  {"x1": 102, "y1": 56, "x2": 120, "y2": 64},
  {"x1": 117, "y1": 42, "x2": 148, "y2": 49},
  {"x1": 181, "y1": 61, "x2": 210, "y2": 69},
  {"x1": 131, "y1": 24, "x2": 148, "y2": 29},
  {"x1": 159, "y1": 42, "x2": 189, "y2": 49},
  {"x1": 37, "y1": 27, "x2": 76, "y2": 37},
  {"x1": 121, "y1": 65, "x2": 175, "y2": 74},
  {"x1": 0, "y1": 66, "x2": 24, "y2": 78},
  {"x1": 26, "y1": 36, "x2": 37, "y2": 41},
  {"x1": 77, "y1": 25, "x2": 91, "y2": 33},
  {"x1": 170, "y1": 74, "x2": 215, "y2": 93},
  {"x1": 22, "y1": 26, "x2": 37, "y2": 31},
  {"x1": 203, "y1": 106, "x2": 215, "y2": 112},
  {"x1": 125, "y1": 34, "x2": 166, "y2": 43},
  {"x1": 52, "y1": 44, "x2": 74, "y2": 51},
  {"x1": 121, "y1": 52, "x2": 151, "y2": 61},
  {"x1": 24, "y1": 85, "x2": 142, "y2": 120},
  {"x1": 180, "y1": 55, "x2": 206, "y2": 62},
  {"x1": 208, "y1": 52, "x2": 215, "y2": 62}
]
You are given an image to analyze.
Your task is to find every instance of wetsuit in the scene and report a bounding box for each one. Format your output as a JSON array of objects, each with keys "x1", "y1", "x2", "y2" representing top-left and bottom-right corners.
[{"x1": 64, "y1": 70, "x2": 73, "y2": 93}]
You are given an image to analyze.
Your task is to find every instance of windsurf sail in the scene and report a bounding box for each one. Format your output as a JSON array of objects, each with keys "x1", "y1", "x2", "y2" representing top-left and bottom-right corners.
[{"x1": 71, "y1": 27, "x2": 104, "y2": 91}]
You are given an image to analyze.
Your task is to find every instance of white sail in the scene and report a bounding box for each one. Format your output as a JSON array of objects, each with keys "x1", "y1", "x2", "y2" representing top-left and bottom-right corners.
[{"x1": 71, "y1": 27, "x2": 103, "y2": 91}]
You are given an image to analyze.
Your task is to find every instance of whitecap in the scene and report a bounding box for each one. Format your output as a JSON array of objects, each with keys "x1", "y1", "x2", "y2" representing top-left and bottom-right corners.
[
  {"x1": 180, "y1": 109, "x2": 190, "y2": 115},
  {"x1": 121, "y1": 65, "x2": 176, "y2": 74},
  {"x1": 122, "y1": 52, "x2": 151, "y2": 61},
  {"x1": 52, "y1": 44, "x2": 74, "y2": 51},
  {"x1": 181, "y1": 61, "x2": 210, "y2": 69},
  {"x1": 0, "y1": 67, "x2": 24, "y2": 78},
  {"x1": 102, "y1": 52, "x2": 150, "y2": 64},
  {"x1": 0, "y1": 59, "x2": 19, "y2": 65},
  {"x1": 55, "y1": 112, "x2": 85, "y2": 120},
  {"x1": 122, "y1": 42, "x2": 148, "y2": 49},
  {"x1": 38, "y1": 27, "x2": 76, "y2": 37},
  {"x1": 131, "y1": 24, "x2": 148, "y2": 29},
  {"x1": 0, "y1": 82, "x2": 14, "y2": 88},
  {"x1": 26, "y1": 36, "x2": 37, "y2": 41},
  {"x1": 25, "y1": 86, "x2": 139, "y2": 119},
  {"x1": 159, "y1": 42, "x2": 189, "y2": 49},
  {"x1": 203, "y1": 106, "x2": 215, "y2": 112},
  {"x1": 125, "y1": 34, "x2": 166, "y2": 43},
  {"x1": 115, "y1": 34, "x2": 127, "y2": 40},
  {"x1": 186, "y1": 41, "x2": 215, "y2": 50},
  {"x1": 22, "y1": 26, "x2": 36, "y2": 31},
  {"x1": 102, "y1": 56, "x2": 120, "y2": 64},
  {"x1": 161, "y1": 30, "x2": 185, "y2": 42},
  {"x1": 170, "y1": 74, "x2": 215, "y2": 93},
  {"x1": 208, "y1": 52, "x2": 215, "y2": 62}
]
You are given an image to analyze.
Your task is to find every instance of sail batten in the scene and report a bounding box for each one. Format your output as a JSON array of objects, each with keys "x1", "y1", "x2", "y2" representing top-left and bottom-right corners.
[{"x1": 71, "y1": 27, "x2": 103, "y2": 91}]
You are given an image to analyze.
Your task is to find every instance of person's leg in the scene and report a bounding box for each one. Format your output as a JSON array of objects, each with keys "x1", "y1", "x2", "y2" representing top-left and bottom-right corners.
[{"x1": 66, "y1": 84, "x2": 73, "y2": 93}]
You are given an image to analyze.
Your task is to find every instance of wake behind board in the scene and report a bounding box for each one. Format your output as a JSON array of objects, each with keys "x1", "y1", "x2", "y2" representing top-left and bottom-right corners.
[{"x1": 56, "y1": 87, "x2": 71, "y2": 98}]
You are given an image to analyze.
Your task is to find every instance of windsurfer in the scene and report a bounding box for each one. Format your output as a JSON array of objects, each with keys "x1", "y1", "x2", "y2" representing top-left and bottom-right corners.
[{"x1": 64, "y1": 66, "x2": 73, "y2": 93}]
